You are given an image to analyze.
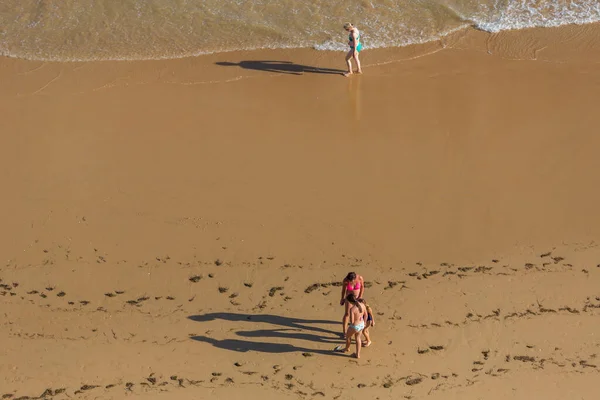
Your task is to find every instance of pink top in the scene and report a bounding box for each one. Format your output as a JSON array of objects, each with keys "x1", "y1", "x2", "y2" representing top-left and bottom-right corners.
[{"x1": 346, "y1": 281, "x2": 361, "y2": 291}]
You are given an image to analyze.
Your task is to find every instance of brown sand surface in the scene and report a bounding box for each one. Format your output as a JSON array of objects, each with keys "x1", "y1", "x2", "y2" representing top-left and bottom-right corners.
[{"x1": 2, "y1": 23, "x2": 600, "y2": 400}]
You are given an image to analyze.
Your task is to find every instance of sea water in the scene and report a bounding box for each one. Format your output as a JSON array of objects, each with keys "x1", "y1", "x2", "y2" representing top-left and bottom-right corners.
[{"x1": 1, "y1": 0, "x2": 599, "y2": 61}]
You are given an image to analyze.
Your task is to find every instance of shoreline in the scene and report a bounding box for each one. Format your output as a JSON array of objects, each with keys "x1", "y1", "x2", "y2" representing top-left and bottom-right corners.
[
  {"x1": 1, "y1": 18, "x2": 600, "y2": 63},
  {"x1": 2, "y1": 23, "x2": 600, "y2": 399}
]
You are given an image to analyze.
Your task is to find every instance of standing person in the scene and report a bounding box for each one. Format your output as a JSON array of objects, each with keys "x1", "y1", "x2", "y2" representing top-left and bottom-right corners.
[
  {"x1": 343, "y1": 22, "x2": 363, "y2": 77},
  {"x1": 340, "y1": 272, "x2": 365, "y2": 337},
  {"x1": 335, "y1": 293, "x2": 367, "y2": 358},
  {"x1": 358, "y1": 298, "x2": 374, "y2": 347}
]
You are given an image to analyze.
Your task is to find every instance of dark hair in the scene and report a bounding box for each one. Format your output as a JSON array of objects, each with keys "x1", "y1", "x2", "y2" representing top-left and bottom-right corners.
[
  {"x1": 358, "y1": 298, "x2": 370, "y2": 309},
  {"x1": 345, "y1": 272, "x2": 356, "y2": 282},
  {"x1": 346, "y1": 293, "x2": 363, "y2": 312}
]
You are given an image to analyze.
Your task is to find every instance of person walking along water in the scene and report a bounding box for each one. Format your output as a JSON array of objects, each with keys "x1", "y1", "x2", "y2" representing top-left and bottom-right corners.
[{"x1": 343, "y1": 22, "x2": 363, "y2": 77}]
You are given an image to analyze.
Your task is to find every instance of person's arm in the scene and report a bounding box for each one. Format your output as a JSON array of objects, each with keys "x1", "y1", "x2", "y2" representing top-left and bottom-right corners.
[
  {"x1": 352, "y1": 31, "x2": 359, "y2": 56},
  {"x1": 368, "y1": 306, "x2": 375, "y2": 326},
  {"x1": 340, "y1": 282, "x2": 347, "y2": 305},
  {"x1": 358, "y1": 276, "x2": 365, "y2": 299}
]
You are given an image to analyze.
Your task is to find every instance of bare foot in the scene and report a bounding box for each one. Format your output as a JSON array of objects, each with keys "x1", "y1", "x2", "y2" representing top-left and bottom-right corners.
[
  {"x1": 363, "y1": 341, "x2": 372, "y2": 347},
  {"x1": 353, "y1": 353, "x2": 360, "y2": 359},
  {"x1": 356, "y1": 70, "x2": 363, "y2": 74},
  {"x1": 343, "y1": 71, "x2": 353, "y2": 77},
  {"x1": 334, "y1": 345, "x2": 350, "y2": 353}
]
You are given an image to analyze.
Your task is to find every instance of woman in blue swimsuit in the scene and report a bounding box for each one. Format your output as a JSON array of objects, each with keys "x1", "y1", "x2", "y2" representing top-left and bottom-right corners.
[{"x1": 343, "y1": 22, "x2": 363, "y2": 77}]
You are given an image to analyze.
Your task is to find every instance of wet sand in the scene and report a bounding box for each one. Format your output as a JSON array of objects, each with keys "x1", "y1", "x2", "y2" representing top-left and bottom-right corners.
[{"x1": 2, "y1": 24, "x2": 600, "y2": 399}]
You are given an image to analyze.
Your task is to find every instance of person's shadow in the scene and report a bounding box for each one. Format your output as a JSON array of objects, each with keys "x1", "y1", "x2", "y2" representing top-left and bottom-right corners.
[
  {"x1": 190, "y1": 335, "x2": 345, "y2": 357},
  {"x1": 188, "y1": 313, "x2": 345, "y2": 356},
  {"x1": 216, "y1": 60, "x2": 345, "y2": 75},
  {"x1": 189, "y1": 312, "x2": 339, "y2": 335},
  {"x1": 237, "y1": 328, "x2": 340, "y2": 344}
]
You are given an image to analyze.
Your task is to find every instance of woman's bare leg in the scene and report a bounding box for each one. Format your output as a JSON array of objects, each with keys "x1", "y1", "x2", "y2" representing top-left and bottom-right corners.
[
  {"x1": 362, "y1": 326, "x2": 371, "y2": 346},
  {"x1": 353, "y1": 53, "x2": 362, "y2": 74},
  {"x1": 344, "y1": 51, "x2": 353, "y2": 77},
  {"x1": 342, "y1": 302, "x2": 350, "y2": 337},
  {"x1": 355, "y1": 331, "x2": 362, "y2": 358},
  {"x1": 343, "y1": 328, "x2": 354, "y2": 352}
]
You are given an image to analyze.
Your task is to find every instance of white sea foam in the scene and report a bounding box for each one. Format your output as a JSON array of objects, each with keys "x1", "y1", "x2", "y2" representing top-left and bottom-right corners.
[
  {"x1": 313, "y1": 24, "x2": 470, "y2": 52},
  {"x1": 0, "y1": 0, "x2": 599, "y2": 61},
  {"x1": 472, "y1": 0, "x2": 600, "y2": 33}
]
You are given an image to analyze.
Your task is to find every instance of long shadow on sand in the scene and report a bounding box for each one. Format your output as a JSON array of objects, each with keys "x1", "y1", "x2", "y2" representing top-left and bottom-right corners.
[
  {"x1": 188, "y1": 313, "x2": 344, "y2": 356},
  {"x1": 216, "y1": 60, "x2": 345, "y2": 75},
  {"x1": 189, "y1": 313, "x2": 339, "y2": 335},
  {"x1": 190, "y1": 335, "x2": 345, "y2": 356}
]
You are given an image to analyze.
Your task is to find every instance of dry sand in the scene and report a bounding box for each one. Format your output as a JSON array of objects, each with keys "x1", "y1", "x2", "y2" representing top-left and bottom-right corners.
[{"x1": 2, "y1": 23, "x2": 600, "y2": 400}]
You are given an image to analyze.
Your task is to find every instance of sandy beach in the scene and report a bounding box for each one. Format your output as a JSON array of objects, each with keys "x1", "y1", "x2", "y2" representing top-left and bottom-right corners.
[{"x1": 2, "y1": 23, "x2": 600, "y2": 399}]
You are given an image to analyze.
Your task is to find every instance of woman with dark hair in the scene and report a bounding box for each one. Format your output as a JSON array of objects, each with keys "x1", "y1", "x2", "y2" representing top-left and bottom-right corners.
[
  {"x1": 358, "y1": 298, "x2": 374, "y2": 347},
  {"x1": 335, "y1": 293, "x2": 367, "y2": 358},
  {"x1": 340, "y1": 271, "x2": 365, "y2": 337}
]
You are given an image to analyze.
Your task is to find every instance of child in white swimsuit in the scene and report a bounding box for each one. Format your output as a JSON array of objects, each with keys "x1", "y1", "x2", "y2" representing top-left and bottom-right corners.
[{"x1": 335, "y1": 293, "x2": 367, "y2": 358}]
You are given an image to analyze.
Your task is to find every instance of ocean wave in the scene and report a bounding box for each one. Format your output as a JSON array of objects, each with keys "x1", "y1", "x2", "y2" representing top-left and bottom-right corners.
[
  {"x1": 0, "y1": 0, "x2": 599, "y2": 61},
  {"x1": 471, "y1": 0, "x2": 600, "y2": 32},
  {"x1": 313, "y1": 23, "x2": 470, "y2": 51}
]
